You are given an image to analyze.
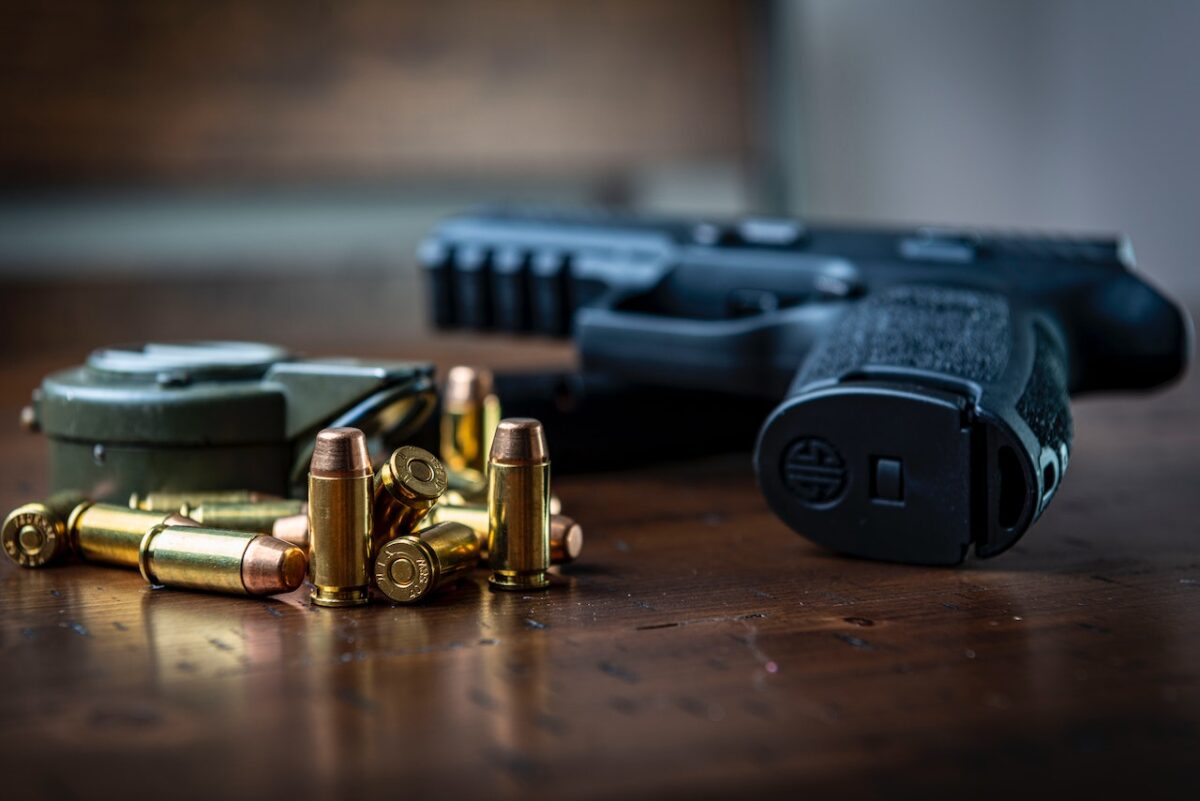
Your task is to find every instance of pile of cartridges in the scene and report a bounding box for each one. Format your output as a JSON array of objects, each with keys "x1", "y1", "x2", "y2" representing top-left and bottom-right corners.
[{"x1": 1, "y1": 367, "x2": 582, "y2": 605}]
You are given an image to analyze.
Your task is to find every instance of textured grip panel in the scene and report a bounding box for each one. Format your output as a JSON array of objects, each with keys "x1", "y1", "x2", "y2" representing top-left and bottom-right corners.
[
  {"x1": 1016, "y1": 324, "x2": 1073, "y2": 456},
  {"x1": 796, "y1": 286, "x2": 1011, "y2": 388}
]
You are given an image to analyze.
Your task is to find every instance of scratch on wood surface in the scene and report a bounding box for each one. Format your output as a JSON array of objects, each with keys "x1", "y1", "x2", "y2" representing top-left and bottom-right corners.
[
  {"x1": 335, "y1": 687, "x2": 378, "y2": 713},
  {"x1": 598, "y1": 660, "x2": 640, "y2": 685},
  {"x1": 833, "y1": 632, "x2": 874, "y2": 651},
  {"x1": 609, "y1": 696, "x2": 639, "y2": 715},
  {"x1": 468, "y1": 687, "x2": 498, "y2": 711},
  {"x1": 633, "y1": 612, "x2": 769, "y2": 632},
  {"x1": 732, "y1": 617, "x2": 778, "y2": 676}
]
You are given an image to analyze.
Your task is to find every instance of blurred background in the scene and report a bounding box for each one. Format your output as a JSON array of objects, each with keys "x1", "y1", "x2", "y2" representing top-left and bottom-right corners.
[{"x1": 2, "y1": 0, "x2": 1198, "y2": 361}]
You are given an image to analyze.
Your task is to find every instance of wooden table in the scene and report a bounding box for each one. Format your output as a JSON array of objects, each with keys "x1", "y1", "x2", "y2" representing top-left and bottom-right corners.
[{"x1": 1, "y1": 294, "x2": 1197, "y2": 800}]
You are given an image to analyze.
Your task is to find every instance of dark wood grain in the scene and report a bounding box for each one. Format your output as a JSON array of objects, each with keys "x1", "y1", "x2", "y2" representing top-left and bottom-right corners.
[
  {"x1": 0, "y1": 0, "x2": 750, "y2": 185},
  {"x1": 0, "y1": 287, "x2": 1197, "y2": 800}
]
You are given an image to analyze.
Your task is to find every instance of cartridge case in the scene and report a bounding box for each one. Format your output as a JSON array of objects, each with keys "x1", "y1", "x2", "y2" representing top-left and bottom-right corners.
[
  {"x1": 443, "y1": 487, "x2": 563, "y2": 516},
  {"x1": 178, "y1": 499, "x2": 307, "y2": 535},
  {"x1": 139, "y1": 525, "x2": 306, "y2": 596},
  {"x1": 429, "y1": 503, "x2": 582, "y2": 565},
  {"x1": 441, "y1": 366, "x2": 501, "y2": 488},
  {"x1": 1, "y1": 492, "x2": 87, "y2": 568},
  {"x1": 67, "y1": 503, "x2": 197, "y2": 568},
  {"x1": 308, "y1": 427, "x2": 373, "y2": 607},
  {"x1": 372, "y1": 445, "x2": 447, "y2": 552},
  {"x1": 487, "y1": 418, "x2": 551, "y2": 591},
  {"x1": 373, "y1": 522, "x2": 480, "y2": 603},
  {"x1": 130, "y1": 490, "x2": 275, "y2": 511}
]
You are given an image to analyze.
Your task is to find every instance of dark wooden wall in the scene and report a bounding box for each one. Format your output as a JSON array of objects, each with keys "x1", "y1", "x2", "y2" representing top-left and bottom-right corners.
[{"x1": 0, "y1": 0, "x2": 753, "y2": 186}]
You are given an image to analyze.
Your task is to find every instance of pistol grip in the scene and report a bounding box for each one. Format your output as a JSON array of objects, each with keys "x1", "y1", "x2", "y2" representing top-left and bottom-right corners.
[{"x1": 755, "y1": 285, "x2": 1072, "y2": 565}]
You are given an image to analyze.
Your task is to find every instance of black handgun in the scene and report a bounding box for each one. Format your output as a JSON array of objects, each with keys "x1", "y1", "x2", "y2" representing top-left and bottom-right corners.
[{"x1": 420, "y1": 208, "x2": 1191, "y2": 565}]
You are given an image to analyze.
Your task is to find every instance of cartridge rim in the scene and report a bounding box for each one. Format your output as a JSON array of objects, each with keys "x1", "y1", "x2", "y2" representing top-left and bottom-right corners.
[
  {"x1": 64, "y1": 500, "x2": 95, "y2": 552},
  {"x1": 2, "y1": 503, "x2": 68, "y2": 568},
  {"x1": 488, "y1": 571, "x2": 552, "y2": 592},
  {"x1": 137, "y1": 524, "x2": 168, "y2": 585},
  {"x1": 310, "y1": 585, "x2": 370, "y2": 607},
  {"x1": 381, "y1": 446, "x2": 447, "y2": 506},
  {"x1": 135, "y1": 519, "x2": 208, "y2": 586},
  {"x1": 374, "y1": 536, "x2": 437, "y2": 603}
]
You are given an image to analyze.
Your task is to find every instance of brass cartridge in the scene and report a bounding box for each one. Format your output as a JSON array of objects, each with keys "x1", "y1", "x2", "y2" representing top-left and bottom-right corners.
[
  {"x1": 487, "y1": 418, "x2": 551, "y2": 591},
  {"x1": 443, "y1": 488, "x2": 563, "y2": 516},
  {"x1": 130, "y1": 490, "x2": 275, "y2": 511},
  {"x1": 372, "y1": 445, "x2": 447, "y2": 552},
  {"x1": 308, "y1": 427, "x2": 373, "y2": 607},
  {"x1": 139, "y1": 525, "x2": 306, "y2": 596},
  {"x1": 373, "y1": 522, "x2": 480, "y2": 603},
  {"x1": 429, "y1": 503, "x2": 583, "y2": 565},
  {"x1": 67, "y1": 503, "x2": 198, "y2": 568},
  {"x1": 441, "y1": 366, "x2": 501, "y2": 490},
  {"x1": 1, "y1": 492, "x2": 88, "y2": 568},
  {"x1": 178, "y1": 499, "x2": 307, "y2": 535}
]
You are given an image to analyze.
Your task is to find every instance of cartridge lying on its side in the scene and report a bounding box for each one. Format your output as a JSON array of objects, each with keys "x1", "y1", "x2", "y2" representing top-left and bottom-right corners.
[
  {"x1": 1, "y1": 492, "x2": 88, "y2": 567},
  {"x1": 372, "y1": 445, "x2": 447, "y2": 553},
  {"x1": 130, "y1": 490, "x2": 276, "y2": 511},
  {"x1": 2, "y1": 499, "x2": 197, "y2": 570},
  {"x1": 68, "y1": 503, "x2": 198, "y2": 568},
  {"x1": 374, "y1": 521, "x2": 479, "y2": 603},
  {"x1": 487, "y1": 418, "x2": 551, "y2": 591},
  {"x1": 139, "y1": 525, "x2": 306, "y2": 596},
  {"x1": 178, "y1": 499, "x2": 307, "y2": 535},
  {"x1": 308, "y1": 427, "x2": 373, "y2": 608}
]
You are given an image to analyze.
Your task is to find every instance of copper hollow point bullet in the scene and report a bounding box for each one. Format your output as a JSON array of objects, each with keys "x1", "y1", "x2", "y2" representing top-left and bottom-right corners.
[
  {"x1": 372, "y1": 445, "x2": 447, "y2": 553},
  {"x1": 242, "y1": 536, "x2": 308, "y2": 594},
  {"x1": 139, "y1": 525, "x2": 306, "y2": 596},
  {"x1": 487, "y1": 418, "x2": 551, "y2": 591},
  {"x1": 553, "y1": 516, "x2": 584, "y2": 564},
  {"x1": 308, "y1": 427, "x2": 373, "y2": 607}
]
